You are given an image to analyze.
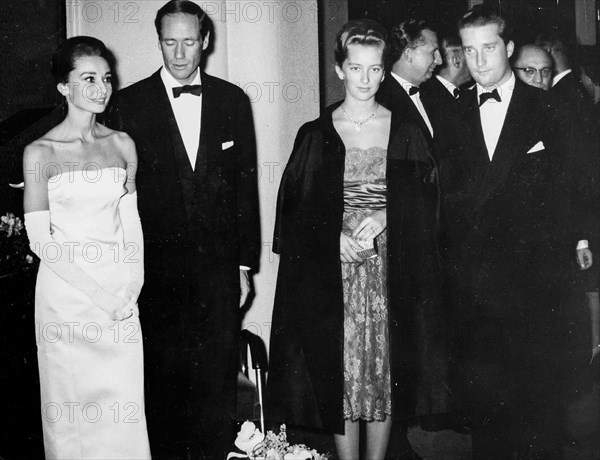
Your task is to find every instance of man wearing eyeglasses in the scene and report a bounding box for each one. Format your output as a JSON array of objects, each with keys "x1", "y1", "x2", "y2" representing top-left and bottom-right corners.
[{"x1": 512, "y1": 44, "x2": 553, "y2": 91}]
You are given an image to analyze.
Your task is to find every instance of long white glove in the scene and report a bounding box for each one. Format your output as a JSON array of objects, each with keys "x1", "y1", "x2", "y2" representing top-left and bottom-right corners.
[
  {"x1": 25, "y1": 210, "x2": 133, "y2": 321},
  {"x1": 118, "y1": 191, "x2": 144, "y2": 305}
]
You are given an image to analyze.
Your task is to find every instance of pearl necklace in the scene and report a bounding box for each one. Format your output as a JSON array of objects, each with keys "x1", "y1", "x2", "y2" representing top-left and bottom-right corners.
[{"x1": 341, "y1": 104, "x2": 377, "y2": 132}]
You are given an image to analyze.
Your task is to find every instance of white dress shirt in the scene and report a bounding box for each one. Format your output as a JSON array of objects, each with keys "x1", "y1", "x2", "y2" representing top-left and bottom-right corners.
[
  {"x1": 477, "y1": 73, "x2": 516, "y2": 160},
  {"x1": 160, "y1": 67, "x2": 202, "y2": 170},
  {"x1": 390, "y1": 72, "x2": 434, "y2": 136},
  {"x1": 160, "y1": 68, "x2": 251, "y2": 269}
]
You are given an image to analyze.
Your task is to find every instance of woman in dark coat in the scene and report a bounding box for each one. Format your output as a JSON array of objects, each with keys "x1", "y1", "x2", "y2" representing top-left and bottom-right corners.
[{"x1": 266, "y1": 19, "x2": 441, "y2": 459}]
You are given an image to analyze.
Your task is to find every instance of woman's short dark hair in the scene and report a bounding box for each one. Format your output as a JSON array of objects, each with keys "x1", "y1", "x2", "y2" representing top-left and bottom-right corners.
[
  {"x1": 334, "y1": 19, "x2": 387, "y2": 67},
  {"x1": 387, "y1": 19, "x2": 433, "y2": 68},
  {"x1": 51, "y1": 36, "x2": 111, "y2": 84},
  {"x1": 155, "y1": 0, "x2": 210, "y2": 40}
]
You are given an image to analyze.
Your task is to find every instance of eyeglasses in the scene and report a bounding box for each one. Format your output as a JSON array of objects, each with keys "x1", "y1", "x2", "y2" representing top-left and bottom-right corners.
[{"x1": 514, "y1": 67, "x2": 552, "y2": 78}]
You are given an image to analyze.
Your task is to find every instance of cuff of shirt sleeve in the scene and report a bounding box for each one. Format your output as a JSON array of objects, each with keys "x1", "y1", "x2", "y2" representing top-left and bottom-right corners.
[
  {"x1": 239, "y1": 265, "x2": 251, "y2": 271},
  {"x1": 577, "y1": 240, "x2": 589, "y2": 250}
]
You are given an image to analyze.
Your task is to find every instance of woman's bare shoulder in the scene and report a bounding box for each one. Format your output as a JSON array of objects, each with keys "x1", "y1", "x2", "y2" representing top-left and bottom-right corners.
[
  {"x1": 23, "y1": 132, "x2": 59, "y2": 164},
  {"x1": 99, "y1": 125, "x2": 137, "y2": 165}
]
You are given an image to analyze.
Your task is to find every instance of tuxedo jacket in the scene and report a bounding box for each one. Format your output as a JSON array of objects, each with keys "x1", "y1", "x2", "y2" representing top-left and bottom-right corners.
[
  {"x1": 107, "y1": 70, "x2": 261, "y2": 272},
  {"x1": 377, "y1": 75, "x2": 434, "y2": 146},
  {"x1": 438, "y1": 78, "x2": 570, "y2": 251},
  {"x1": 420, "y1": 75, "x2": 460, "y2": 116},
  {"x1": 551, "y1": 72, "x2": 600, "y2": 268},
  {"x1": 552, "y1": 72, "x2": 593, "y2": 116}
]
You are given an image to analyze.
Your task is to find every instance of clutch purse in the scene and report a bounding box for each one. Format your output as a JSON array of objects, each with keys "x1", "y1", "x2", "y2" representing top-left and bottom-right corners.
[{"x1": 354, "y1": 237, "x2": 378, "y2": 259}]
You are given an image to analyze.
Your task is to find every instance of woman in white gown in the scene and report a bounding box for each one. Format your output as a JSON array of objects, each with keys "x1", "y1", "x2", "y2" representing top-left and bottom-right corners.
[{"x1": 23, "y1": 36, "x2": 151, "y2": 459}]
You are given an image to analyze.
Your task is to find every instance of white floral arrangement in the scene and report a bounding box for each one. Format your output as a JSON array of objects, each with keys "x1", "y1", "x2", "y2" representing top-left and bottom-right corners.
[
  {"x1": 227, "y1": 421, "x2": 328, "y2": 460},
  {"x1": 0, "y1": 212, "x2": 36, "y2": 275}
]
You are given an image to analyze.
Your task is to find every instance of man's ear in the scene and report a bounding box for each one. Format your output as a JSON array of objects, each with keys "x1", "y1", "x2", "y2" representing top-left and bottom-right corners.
[
  {"x1": 506, "y1": 40, "x2": 515, "y2": 59},
  {"x1": 451, "y1": 55, "x2": 461, "y2": 68},
  {"x1": 404, "y1": 48, "x2": 413, "y2": 63},
  {"x1": 202, "y1": 31, "x2": 210, "y2": 51}
]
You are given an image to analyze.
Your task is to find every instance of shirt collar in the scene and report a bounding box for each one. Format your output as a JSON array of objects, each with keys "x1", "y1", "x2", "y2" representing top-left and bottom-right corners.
[
  {"x1": 436, "y1": 75, "x2": 458, "y2": 94},
  {"x1": 476, "y1": 72, "x2": 516, "y2": 98},
  {"x1": 160, "y1": 67, "x2": 202, "y2": 95},
  {"x1": 390, "y1": 72, "x2": 420, "y2": 95},
  {"x1": 552, "y1": 69, "x2": 571, "y2": 87}
]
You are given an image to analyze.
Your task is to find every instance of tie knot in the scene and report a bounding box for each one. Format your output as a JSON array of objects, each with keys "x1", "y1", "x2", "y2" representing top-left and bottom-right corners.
[
  {"x1": 479, "y1": 88, "x2": 501, "y2": 106},
  {"x1": 408, "y1": 86, "x2": 419, "y2": 96},
  {"x1": 173, "y1": 84, "x2": 202, "y2": 98}
]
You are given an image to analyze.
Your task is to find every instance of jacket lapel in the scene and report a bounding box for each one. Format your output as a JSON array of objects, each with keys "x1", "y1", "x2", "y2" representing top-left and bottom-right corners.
[
  {"x1": 384, "y1": 78, "x2": 433, "y2": 144},
  {"x1": 473, "y1": 80, "x2": 529, "y2": 211},
  {"x1": 461, "y1": 87, "x2": 488, "y2": 163},
  {"x1": 152, "y1": 71, "x2": 198, "y2": 220},
  {"x1": 195, "y1": 72, "x2": 216, "y2": 184}
]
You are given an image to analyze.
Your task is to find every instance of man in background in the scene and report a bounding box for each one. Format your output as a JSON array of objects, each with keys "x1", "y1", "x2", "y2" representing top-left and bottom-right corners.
[
  {"x1": 512, "y1": 44, "x2": 553, "y2": 91},
  {"x1": 378, "y1": 18, "x2": 442, "y2": 145},
  {"x1": 421, "y1": 31, "x2": 472, "y2": 109}
]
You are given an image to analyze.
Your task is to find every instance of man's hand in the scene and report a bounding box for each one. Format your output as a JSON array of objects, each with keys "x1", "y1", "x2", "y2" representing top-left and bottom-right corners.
[
  {"x1": 577, "y1": 248, "x2": 593, "y2": 270},
  {"x1": 240, "y1": 269, "x2": 251, "y2": 308}
]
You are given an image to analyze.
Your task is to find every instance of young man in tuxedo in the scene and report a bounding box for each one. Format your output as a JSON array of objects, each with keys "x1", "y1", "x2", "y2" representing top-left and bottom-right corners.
[
  {"x1": 107, "y1": 1, "x2": 260, "y2": 457},
  {"x1": 437, "y1": 5, "x2": 593, "y2": 458}
]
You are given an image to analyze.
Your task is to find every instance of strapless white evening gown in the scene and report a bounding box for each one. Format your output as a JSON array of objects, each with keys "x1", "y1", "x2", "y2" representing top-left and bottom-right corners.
[{"x1": 35, "y1": 167, "x2": 151, "y2": 459}]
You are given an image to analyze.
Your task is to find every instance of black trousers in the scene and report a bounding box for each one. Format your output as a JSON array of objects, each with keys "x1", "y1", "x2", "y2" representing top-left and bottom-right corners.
[{"x1": 141, "y1": 248, "x2": 240, "y2": 459}]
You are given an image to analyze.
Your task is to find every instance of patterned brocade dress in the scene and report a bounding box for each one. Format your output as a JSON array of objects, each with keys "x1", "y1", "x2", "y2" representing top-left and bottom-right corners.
[{"x1": 341, "y1": 146, "x2": 391, "y2": 421}]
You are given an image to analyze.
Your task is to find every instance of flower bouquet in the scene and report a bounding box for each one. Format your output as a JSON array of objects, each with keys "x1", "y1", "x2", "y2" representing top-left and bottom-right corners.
[
  {"x1": 227, "y1": 421, "x2": 328, "y2": 460},
  {"x1": 0, "y1": 212, "x2": 37, "y2": 277}
]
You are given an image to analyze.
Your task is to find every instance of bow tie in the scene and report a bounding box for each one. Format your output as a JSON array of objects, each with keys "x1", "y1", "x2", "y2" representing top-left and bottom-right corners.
[
  {"x1": 479, "y1": 88, "x2": 501, "y2": 106},
  {"x1": 172, "y1": 84, "x2": 202, "y2": 98},
  {"x1": 453, "y1": 87, "x2": 460, "y2": 99},
  {"x1": 408, "y1": 86, "x2": 420, "y2": 96}
]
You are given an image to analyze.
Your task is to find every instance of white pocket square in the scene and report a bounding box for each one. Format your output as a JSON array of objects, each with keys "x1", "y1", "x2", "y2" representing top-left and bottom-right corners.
[
  {"x1": 527, "y1": 141, "x2": 545, "y2": 153},
  {"x1": 222, "y1": 141, "x2": 234, "y2": 150}
]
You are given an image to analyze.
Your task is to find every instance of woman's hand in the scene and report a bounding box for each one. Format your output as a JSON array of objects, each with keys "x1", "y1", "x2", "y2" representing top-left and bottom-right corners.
[
  {"x1": 113, "y1": 300, "x2": 139, "y2": 321},
  {"x1": 340, "y1": 232, "x2": 363, "y2": 263},
  {"x1": 353, "y1": 210, "x2": 386, "y2": 241},
  {"x1": 93, "y1": 289, "x2": 132, "y2": 321}
]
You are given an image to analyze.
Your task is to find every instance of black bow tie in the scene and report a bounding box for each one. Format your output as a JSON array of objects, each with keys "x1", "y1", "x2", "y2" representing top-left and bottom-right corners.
[
  {"x1": 408, "y1": 86, "x2": 420, "y2": 96},
  {"x1": 479, "y1": 88, "x2": 501, "y2": 106},
  {"x1": 172, "y1": 84, "x2": 202, "y2": 98},
  {"x1": 453, "y1": 87, "x2": 460, "y2": 99}
]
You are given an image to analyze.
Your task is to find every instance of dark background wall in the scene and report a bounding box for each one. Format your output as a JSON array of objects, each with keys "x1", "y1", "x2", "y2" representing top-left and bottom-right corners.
[{"x1": 0, "y1": 0, "x2": 64, "y2": 123}]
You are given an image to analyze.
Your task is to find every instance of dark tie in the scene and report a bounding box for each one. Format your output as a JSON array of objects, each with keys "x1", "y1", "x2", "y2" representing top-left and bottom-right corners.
[
  {"x1": 172, "y1": 84, "x2": 202, "y2": 98},
  {"x1": 453, "y1": 87, "x2": 460, "y2": 99},
  {"x1": 479, "y1": 88, "x2": 501, "y2": 106},
  {"x1": 408, "y1": 86, "x2": 419, "y2": 96}
]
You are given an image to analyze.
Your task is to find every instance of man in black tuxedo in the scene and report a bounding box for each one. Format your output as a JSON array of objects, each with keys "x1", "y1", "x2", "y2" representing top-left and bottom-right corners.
[
  {"x1": 421, "y1": 32, "x2": 472, "y2": 113},
  {"x1": 377, "y1": 19, "x2": 442, "y2": 146},
  {"x1": 107, "y1": 1, "x2": 260, "y2": 458},
  {"x1": 536, "y1": 30, "x2": 593, "y2": 110},
  {"x1": 437, "y1": 5, "x2": 593, "y2": 458}
]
